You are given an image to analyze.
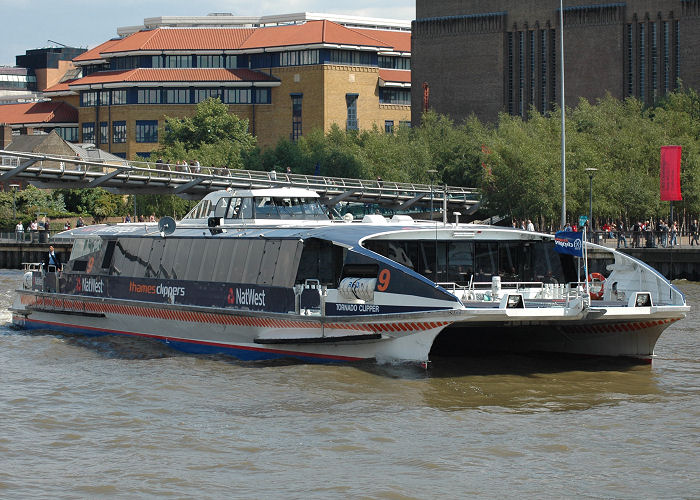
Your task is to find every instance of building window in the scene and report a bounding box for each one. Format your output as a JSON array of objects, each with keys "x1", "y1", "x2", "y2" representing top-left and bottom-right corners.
[
  {"x1": 639, "y1": 23, "x2": 646, "y2": 101},
  {"x1": 99, "y1": 122, "x2": 108, "y2": 144},
  {"x1": 113, "y1": 152, "x2": 126, "y2": 159},
  {"x1": 651, "y1": 22, "x2": 658, "y2": 101},
  {"x1": 224, "y1": 88, "x2": 251, "y2": 104},
  {"x1": 529, "y1": 31, "x2": 535, "y2": 108},
  {"x1": 197, "y1": 55, "x2": 224, "y2": 68},
  {"x1": 225, "y1": 55, "x2": 237, "y2": 69},
  {"x1": 56, "y1": 127, "x2": 78, "y2": 142},
  {"x1": 111, "y1": 56, "x2": 140, "y2": 70},
  {"x1": 164, "y1": 55, "x2": 192, "y2": 68},
  {"x1": 626, "y1": 24, "x2": 634, "y2": 97},
  {"x1": 346, "y1": 94, "x2": 358, "y2": 130},
  {"x1": 329, "y1": 50, "x2": 372, "y2": 66},
  {"x1": 675, "y1": 20, "x2": 680, "y2": 88},
  {"x1": 82, "y1": 122, "x2": 95, "y2": 143},
  {"x1": 378, "y1": 56, "x2": 410, "y2": 70},
  {"x1": 112, "y1": 89, "x2": 127, "y2": 105},
  {"x1": 518, "y1": 31, "x2": 524, "y2": 117},
  {"x1": 507, "y1": 32, "x2": 513, "y2": 115},
  {"x1": 379, "y1": 88, "x2": 411, "y2": 105},
  {"x1": 291, "y1": 94, "x2": 302, "y2": 141},
  {"x1": 280, "y1": 50, "x2": 319, "y2": 67},
  {"x1": 165, "y1": 89, "x2": 189, "y2": 104},
  {"x1": 99, "y1": 91, "x2": 110, "y2": 106},
  {"x1": 254, "y1": 88, "x2": 271, "y2": 104},
  {"x1": 663, "y1": 21, "x2": 670, "y2": 95},
  {"x1": 399, "y1": 120, "x2": 411, "y2": 129},
  {"x1": 540, "y1": 29, "x2": 547, "y2": 111},
  {"x1": 81, "y1": 91, "x2": 97, "y2": 107},
  {"x1": 135, "y1": 120, "x2": 158, "y2": 143},
  {"x1": 138, "y1": 89, "x2": 161, "y2": 104},
  {"x1": 113, "y1": 121, "x2": 126, "y2": 143},
  {"x1": 195, "y1": 89, "x2": 222, "y2": 103},
  {"x1": 151, "y1": 55, "x2": 163, "y2": 68},
  {"x1": 550, "y1": 29, "x2": 556, "y2": 106},
  {"x1": 384, "y1": 120, "x2": 394, "y2": 134}
]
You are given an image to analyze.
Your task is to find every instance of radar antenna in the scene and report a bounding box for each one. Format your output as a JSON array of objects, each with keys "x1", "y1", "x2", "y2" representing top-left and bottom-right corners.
[{"x1": 158, "y1": 216, "x2": 176, "y2": 236}]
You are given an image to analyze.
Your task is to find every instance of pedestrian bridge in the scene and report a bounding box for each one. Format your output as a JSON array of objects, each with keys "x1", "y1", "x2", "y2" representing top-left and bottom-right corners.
[{"x1": 0, "y1": 150, "x2": 480, "y2": 214}]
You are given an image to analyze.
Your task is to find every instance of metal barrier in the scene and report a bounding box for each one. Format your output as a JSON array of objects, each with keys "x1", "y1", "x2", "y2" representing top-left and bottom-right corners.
[{"x1": 0, "y1": 149, "x2": 481, "y2": 213}]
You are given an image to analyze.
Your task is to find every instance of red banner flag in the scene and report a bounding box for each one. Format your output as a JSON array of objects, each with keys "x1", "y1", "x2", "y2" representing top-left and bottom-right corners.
[{"x1": 660, "y1": 145, "x2": 682, "y2": 201}]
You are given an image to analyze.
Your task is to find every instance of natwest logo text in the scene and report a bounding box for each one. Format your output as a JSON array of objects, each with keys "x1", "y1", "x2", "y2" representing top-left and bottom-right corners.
[
  {"x1": 77, "y1": 276, "x2": 104, "y2": 294},
  {"x1": 227, "y1": 287, "x2": 266, "y2": 307}
]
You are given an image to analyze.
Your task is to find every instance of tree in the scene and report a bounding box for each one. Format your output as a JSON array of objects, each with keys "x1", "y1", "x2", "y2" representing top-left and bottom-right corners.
[{"x1": 153, "y1": 97, "x2": 257, "y2": 169}]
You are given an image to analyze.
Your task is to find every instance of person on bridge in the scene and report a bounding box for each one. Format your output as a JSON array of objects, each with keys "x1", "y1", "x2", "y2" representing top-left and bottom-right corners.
[
  {"x1": 15, "y1": 221, "x2": 24, "y2": 241},
  {"x1": 691, "y1": 220, "x2": 699, "y2": 246},
  {"x1": 76, "y1": 217, "x2": 85, "y2": 228}
]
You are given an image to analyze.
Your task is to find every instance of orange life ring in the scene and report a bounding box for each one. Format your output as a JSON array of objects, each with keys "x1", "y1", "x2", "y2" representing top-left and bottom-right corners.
[{"x1": 588, "y1": 272, "x2": 605, "y2": 300}]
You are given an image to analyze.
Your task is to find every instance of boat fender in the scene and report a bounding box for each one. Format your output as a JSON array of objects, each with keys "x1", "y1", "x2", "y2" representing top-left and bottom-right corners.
[{"x1": 588, "y1": 273, "x2": 605, "y2": 300}]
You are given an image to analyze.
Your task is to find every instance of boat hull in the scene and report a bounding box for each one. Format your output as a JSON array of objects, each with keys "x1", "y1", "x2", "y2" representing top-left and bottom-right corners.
[
  {"x1": 11, "y1": 290, "x2": 686, "y2": 364},
  {"x1": 10, "y1": 292, "x2": 449, "y2": 363},
  {"x1": 433, "y1": 319, "x2": 681, "y2": 361}
]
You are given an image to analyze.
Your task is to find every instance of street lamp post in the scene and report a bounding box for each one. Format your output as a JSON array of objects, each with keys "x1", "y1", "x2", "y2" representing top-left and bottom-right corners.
[
  {"x1": 585, "y1": 168, "x2": 598, "y2": 237},
  {"x1": 427, "y1": 169, "x2": 437, "y2": 220},
  {"x1": 10, "y1": 184, "x2": 20, "y2": 221}
]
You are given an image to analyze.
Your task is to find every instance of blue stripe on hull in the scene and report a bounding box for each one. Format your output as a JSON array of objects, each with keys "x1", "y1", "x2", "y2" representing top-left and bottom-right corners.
[{"x1": 13, "y1": 316, "x2": 359, "y2": 364}]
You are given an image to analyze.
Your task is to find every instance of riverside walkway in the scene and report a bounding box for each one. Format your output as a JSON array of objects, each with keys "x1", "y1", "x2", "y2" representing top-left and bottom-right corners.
[{"x1": 0, "y1": 150, "x2": 480, "y2": 214}]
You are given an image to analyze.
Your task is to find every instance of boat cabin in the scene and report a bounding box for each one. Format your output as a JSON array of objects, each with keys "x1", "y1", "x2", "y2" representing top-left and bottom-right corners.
[{"x1": 182, "y1": 188, "x2": 331, "y2": 223}]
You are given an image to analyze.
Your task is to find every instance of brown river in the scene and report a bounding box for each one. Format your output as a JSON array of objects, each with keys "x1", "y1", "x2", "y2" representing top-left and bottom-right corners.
[{"x1": 0, "y1": 269, "x2": 698, "y2": 498}]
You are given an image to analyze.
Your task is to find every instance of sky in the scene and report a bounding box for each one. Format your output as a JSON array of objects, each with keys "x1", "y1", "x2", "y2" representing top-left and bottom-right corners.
[{"x1": 0, "y1": 0, "x2": 416, "y2": 67}]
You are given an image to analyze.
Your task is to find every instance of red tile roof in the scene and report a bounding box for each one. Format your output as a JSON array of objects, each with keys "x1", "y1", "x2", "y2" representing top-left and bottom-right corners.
[
  {"x1": 102, "y1": 28, "x2": 256, "y2": 54},
  {"x1": 74, "y1": 38, "x2": 123, "y2": 62},
  {"x1": 69, "y1": 68, "x2": 278, "y2": 86},
  {"x1": 240, "y1": 20, "x2": 392, "y2": 49},
  {"x1": 352, "y1": 28, "x2": 411, "y2": 53},
  {"x1": 44, "y1": 79, "x2": 79, "y2": 93},
  {"x1": 80, "y1": 21, "x2": 403, "y2": 61},
  {"x1": 378, "y1": 69, "x2": 411, "y2": 84},
  {"x1": 0, "y1": 101, "x2": 78, "y2": 125}
]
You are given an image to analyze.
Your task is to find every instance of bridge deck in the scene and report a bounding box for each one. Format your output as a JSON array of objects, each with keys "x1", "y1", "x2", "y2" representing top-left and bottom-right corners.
[{"x1": 1, "y1": 150, "x2": 480, "y2": 213}]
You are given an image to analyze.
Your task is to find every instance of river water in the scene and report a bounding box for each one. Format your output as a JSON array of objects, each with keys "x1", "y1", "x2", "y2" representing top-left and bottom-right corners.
[{"x1": 0, "y1": 269, "x2": 698, "y2": 498}]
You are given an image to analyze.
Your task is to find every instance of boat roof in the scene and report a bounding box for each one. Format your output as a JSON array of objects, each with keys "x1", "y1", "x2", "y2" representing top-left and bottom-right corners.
[
  {"x1": 200, "y1": 187, "x2": 320, "y2": 201},
  {"x1": 60, "y1": 221, "x2": 553, "y2": 249}
]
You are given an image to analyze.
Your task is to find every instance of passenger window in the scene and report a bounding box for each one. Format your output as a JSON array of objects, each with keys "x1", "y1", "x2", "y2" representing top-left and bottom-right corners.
[
  {"x1": 171, "y1": 239, "x2": 193, "y2": 279},
  {"x1": 213, "y1": 197, "x2": 230, "y2": 218},
  {"x1": 239, "y1": 198, "x2": 253, "y2": 220},
  {"x1": 225, "y1": 198, "x2": 241, "y2": 219},
  {"x1": 198, "y1": 239, "x2": 222, "y2": 282},
  {"x1": 184, "y1": 239, "x2": 207, "y2": 280}
]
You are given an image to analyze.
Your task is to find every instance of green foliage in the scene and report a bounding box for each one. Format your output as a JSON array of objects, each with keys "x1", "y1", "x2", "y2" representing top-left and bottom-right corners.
[
  {"x1": 0, "y1": 185, "x2": 70, "y2": 228},
  {"x1": 55, "y1": 188, "x2": 128, "y2": 222},
  {"x1": 152, "y1": 97, "x2": 257, "y2": 169},
  {"x1": 131, "y1": 194, "x2": 196, "y2": 220}
]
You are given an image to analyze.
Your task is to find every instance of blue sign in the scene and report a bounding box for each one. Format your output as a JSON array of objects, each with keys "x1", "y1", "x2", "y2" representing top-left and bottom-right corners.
[{"x1": 554, "y1": 231, "x2": 584, "y2": 257}]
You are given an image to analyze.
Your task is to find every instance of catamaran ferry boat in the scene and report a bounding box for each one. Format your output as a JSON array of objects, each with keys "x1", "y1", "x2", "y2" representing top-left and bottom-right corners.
[{"x1": 11, "y1": 187, "x2": 689, "y2": 364}]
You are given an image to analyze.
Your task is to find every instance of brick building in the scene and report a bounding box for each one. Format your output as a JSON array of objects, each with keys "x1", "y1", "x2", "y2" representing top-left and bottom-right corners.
[
  {"x1": 44, "y1": 13, "x2": 411, "y2": 159},
  {"x1": 412, "y1": 0, "x2": 700, "y2": 124}
]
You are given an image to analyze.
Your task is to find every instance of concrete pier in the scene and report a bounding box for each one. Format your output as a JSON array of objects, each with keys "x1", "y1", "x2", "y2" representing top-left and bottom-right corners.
[
  {"x1": 0, "y1": 243, "x2": 71, "y2": 270},
  {"x1": 618, "y1": 248, "x2": 700, "y2": 281}
]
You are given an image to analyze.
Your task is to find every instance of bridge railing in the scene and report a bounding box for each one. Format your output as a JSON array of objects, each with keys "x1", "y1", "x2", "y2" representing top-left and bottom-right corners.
[{"x1": 0, "y1": 149, "x2": 481, "y2": 208}]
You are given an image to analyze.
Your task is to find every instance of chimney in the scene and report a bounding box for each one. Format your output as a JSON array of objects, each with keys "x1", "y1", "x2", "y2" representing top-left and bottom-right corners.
[{"x1": 0, "y1": 123, "x2": 12, "y2": 149}]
